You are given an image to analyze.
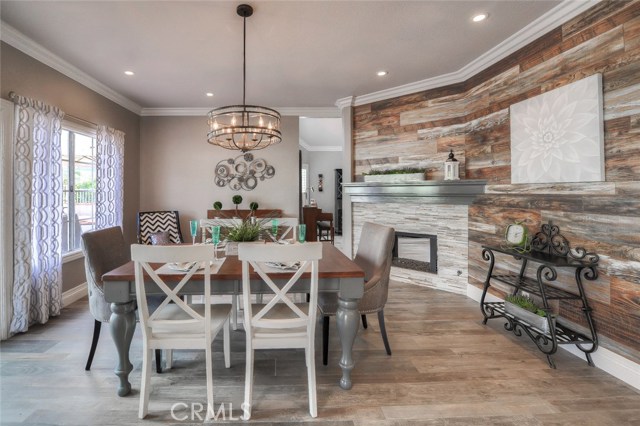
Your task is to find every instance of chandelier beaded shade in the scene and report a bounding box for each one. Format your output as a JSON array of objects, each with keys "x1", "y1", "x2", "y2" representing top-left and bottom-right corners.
[{"x1": 207, "y1": 4, "x2": 282, "y2": 152}]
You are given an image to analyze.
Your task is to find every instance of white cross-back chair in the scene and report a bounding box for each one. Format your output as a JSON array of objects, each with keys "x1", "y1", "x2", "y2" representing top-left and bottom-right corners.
[
  {"x1": 238, "y1": 241, "x2": 323, "y2": 420},
  {"x1": 265, "y1": 217, "x2": 298, "y2": 242},
  {"x1": 131, "y1": 244, "x2": 231, "y2": 420}
]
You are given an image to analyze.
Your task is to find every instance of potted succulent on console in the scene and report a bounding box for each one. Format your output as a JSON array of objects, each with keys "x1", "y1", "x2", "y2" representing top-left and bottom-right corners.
[
  {"x1": 232, "y1": 195, "x2": 243, "y2": 216},
  {"x1": 504, "y1": 294, "x2": 555, "y2": 333},
  {"x1": 363, "y1": 167, "x2": 426, "y2": 183}
]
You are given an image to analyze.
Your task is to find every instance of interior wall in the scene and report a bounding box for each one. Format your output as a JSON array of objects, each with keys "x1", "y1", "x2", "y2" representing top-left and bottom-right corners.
[
  {"x1": 140, "y1": 115, "x2": 300, "y2": 237},
  {"x1": 307, "y1": 151, "x2": 342, "y2": 214},
  {"x1": 352, "y1": 1, "x2": 640, "y2": 360},
  {"x1": 0, "y1": 42, "x2": 141, "y2": 293}
]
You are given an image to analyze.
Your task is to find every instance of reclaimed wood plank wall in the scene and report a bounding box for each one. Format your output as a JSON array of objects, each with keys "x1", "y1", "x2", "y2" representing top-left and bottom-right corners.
[{"x1": 353, "y1": 0, "x2": 640, "y2": 359}]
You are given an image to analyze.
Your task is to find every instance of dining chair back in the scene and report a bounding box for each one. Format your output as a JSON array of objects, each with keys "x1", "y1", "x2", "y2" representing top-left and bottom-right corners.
[
  {"x1": 131, "y1": 244, "x2": 231, "y2": 419},
  {"x1": 238, "y1": 241, "x2": 323, "y2": 419},
  {"x1": 137, "y1": 210, "x2": 183, "y2": 245},
  {"x1": 81, "y1": 226, "x2": 128, "y2": 370},
  {"x1": 270, "y1": 217, "x2": 298, "y2": 241},
  {"x1": 318, "y1": 221, "x2": 395, "y2": 365}
]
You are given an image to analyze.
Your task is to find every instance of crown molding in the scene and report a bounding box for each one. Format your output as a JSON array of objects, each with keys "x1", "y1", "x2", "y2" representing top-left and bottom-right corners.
[
  {"x1": 140, "y1": 106, "x2": 340, "y2": 117},
  {"x1": 350, "y1": 0, "x2": 599, "y2": 107},
  {"x1": 277, "y1": 107, "x2": 340, "y2": 118},
  {"x1": 141, "y1": 108, "x2": 208, "y2": 117},
  {"x1": 1, "y1": 21, "x2": 142, "y2": 115},
  {"x1": 299, "y1": 139, "x2": 343, "y2": 152},
  {"x1": 335, "y1": 96, "x2": 355, "y2": 110}
]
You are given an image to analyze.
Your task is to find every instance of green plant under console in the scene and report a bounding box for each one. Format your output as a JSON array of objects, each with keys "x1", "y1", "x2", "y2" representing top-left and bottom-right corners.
[{"x1": 480, "y1": 222, "x2": 599, "y2": 369}]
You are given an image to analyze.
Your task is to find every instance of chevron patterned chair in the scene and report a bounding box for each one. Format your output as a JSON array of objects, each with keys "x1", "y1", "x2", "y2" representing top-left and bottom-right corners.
[{"x1": 137, "y1": 210, "x2": 184, "y2": 245}]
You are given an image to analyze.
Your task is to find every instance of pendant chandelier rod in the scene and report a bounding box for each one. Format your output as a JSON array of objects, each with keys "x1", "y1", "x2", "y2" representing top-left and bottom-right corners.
[{"x1": 242, "y1": 10, "x2": 246, "y2": 108}]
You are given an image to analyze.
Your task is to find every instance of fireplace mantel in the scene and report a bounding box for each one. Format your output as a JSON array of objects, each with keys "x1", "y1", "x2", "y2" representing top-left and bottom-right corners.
[{"x1": 343, "y1": 180, "x2": 486, "y2": 204}]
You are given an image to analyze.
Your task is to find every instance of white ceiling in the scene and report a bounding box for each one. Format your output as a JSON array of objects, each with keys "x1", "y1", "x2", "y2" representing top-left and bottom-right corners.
[
  {"x1": 1, "y1": 0, "x2": 579, "y2": 115},
  {"x1": 300, "y1": 118, "x2": 344, "y2": 151}
]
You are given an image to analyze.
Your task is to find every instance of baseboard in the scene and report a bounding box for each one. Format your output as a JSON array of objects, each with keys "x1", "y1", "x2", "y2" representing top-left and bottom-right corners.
[
  {"x1": 466, "y1": 283, "x2": 640, "y2": 391},
  {"x1": 62, "y1": 282, "x2": 87, "y2": 307}
]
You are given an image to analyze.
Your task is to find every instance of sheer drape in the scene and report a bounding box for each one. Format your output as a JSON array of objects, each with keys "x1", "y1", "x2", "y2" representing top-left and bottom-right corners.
[
  {"x1": 10, "y1": 95, "x2": 64, "y2": 336},
  {"x1": 95, "y1": 126, "x2": 125, "y2": 229}
]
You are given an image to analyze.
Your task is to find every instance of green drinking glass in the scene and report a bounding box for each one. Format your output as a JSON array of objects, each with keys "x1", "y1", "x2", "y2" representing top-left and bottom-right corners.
[
  {"x1": 189, "y1": 220, "x2": 198, "y2": 244},
  {"x1": 297, "y1": 224, "x2": 306, "y2": 243},
  {"x1": 271, "y1": 219, "x2": 279, "y2": 240},
  {"x1": 211, "y1": 225, "x2": 221, "y2": 259}
]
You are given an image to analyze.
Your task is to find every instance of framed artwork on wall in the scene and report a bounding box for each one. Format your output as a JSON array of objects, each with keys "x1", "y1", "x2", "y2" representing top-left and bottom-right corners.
[{"x1": 510, "y1": 73, "x2": 604, "y2": 184}]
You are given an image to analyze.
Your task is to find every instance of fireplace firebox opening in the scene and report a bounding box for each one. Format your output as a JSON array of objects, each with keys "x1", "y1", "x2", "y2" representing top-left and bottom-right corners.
[{"x1": 392, "y1": 232, "x2": 437, "y2": 274}]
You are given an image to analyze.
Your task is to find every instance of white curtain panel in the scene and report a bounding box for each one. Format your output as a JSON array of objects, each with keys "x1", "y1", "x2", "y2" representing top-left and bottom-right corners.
[
  {"x1": 10, "y1": 95, "x2": 64, "y2": 335},
  {"x1": 1, "y1": 99, "x2": 15, "y2": 340},
  {"x1": 95, "y1": 126, "x2": 125, "y2": 229}
]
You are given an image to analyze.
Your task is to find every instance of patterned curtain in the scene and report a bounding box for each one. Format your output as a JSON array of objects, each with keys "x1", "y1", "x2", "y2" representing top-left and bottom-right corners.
[
  {"x1": 10, "y1": 95, "x2": 64, "y2": 335},
  {"x1": 95, "y1": 126, "x2": 125, "y2": 229}
]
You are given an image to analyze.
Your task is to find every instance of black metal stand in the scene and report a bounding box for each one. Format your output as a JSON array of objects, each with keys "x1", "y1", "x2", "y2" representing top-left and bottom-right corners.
[{"x1": 479, "y1": 222, "x2": 599, "y2": 368}]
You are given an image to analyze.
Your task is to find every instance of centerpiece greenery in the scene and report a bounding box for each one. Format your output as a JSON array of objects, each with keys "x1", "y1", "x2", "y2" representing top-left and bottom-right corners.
[{"x1": 226, "y1": 220, "x2": 263, "y2": 241}]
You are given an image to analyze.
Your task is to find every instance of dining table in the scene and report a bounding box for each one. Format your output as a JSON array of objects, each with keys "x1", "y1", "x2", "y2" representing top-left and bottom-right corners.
[{"x1": 102, "y1": 242, "x2": 365, "y2": 397}]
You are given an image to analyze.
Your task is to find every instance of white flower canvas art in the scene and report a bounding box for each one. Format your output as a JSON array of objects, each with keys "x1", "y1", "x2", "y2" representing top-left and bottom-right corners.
[{"x1": 510, "y1": 74, "x2": 604, "y2": 184}]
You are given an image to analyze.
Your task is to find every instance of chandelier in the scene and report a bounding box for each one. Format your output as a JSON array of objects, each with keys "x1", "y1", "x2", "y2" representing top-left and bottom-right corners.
[{"x1": 207, "y1": 4, "x2": 282, "y2": 152}]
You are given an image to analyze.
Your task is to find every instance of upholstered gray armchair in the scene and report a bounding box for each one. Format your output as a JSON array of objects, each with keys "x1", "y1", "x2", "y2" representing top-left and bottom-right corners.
[
  {"x1": 81, "y1": 226, "x2": 162, "y2": 372},
  {"x1": 318, "y1": 221, "x2": 395, "y2": 365}
]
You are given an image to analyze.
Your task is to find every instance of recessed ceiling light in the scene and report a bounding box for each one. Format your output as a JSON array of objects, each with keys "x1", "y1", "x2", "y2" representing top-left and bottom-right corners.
[
  {"x1": 377, "y1": 70, "x2": 388, "y2": 77},
  {"x1": 472, "y1": 13, "x2": 488, "y2": 22},
  {"x1": 206, "y1": 92, "x2": 214, "y2": 97},
  {"x1": 124, "y1": 70, "x2": 134, "y2": 76}
]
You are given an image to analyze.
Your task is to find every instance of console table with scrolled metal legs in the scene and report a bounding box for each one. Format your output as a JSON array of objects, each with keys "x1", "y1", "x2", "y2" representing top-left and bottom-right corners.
[{"x1": 479, "y1": 222, "x2": 599, "y2": 368}]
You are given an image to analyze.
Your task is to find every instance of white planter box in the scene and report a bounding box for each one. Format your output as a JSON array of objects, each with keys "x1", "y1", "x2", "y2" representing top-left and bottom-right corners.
[
  {"x1": 504, "y1": 301, "x2": 555, "y2": 333},
  {"x1": 364, "y1": 173, "x2": 425, "y2": 183},
  {"x1": 225, "y1": 241, "x2": 239, "y2": 256}
]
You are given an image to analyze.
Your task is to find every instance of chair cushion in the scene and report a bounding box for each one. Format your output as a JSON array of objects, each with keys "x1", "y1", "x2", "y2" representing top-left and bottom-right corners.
[
  {"x1": 250, "y1": 303, "x2": 313, "y2": 337},
  {"x1": 150, "y1": 303, "x2": 232, "y2": 339},
  {"x1": 149, "y1": 231, "x2": 172, "y2": 245}
]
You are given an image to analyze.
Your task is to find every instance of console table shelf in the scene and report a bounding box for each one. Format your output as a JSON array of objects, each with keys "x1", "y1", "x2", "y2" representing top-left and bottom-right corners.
[
  {"x1": 490, "y1": 274, "x2": 581, "y2": 300},
  {"x1": 480, "y1": 223, "x2": 599, "y2": 369}
]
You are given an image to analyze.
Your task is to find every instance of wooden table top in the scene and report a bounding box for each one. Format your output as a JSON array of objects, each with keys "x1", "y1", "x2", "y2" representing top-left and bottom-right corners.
[{"x1": 102, "y1": 242, "x2": 364, "y2": 282}]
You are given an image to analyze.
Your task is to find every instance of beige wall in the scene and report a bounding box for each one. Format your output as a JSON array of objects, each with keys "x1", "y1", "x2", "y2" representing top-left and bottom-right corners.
[
  {"x1": 1, "y1": 42, "x2": 141, "y2": 292},
  {"x1": 139, "y1": 115, "x2": 300, "y2": 238}
]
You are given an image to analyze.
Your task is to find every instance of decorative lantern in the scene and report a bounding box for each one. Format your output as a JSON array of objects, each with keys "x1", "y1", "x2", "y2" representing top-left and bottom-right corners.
[{"x1": 444, "y1": 149, "x2": 460, "y2": 180}]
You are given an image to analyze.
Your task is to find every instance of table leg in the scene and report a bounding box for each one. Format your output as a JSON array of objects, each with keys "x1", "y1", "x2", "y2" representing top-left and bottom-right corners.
[
  {"x1": 110, "y1": 301, "x2": 136, "y2": 397},
  {"x1": 336, "y1": 296, "x2": 359, "y2": 390}
]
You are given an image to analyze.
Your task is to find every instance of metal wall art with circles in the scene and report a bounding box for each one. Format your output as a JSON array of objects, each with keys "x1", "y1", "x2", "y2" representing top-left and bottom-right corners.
[{"x1": 214, "y1": 153, "x2": 275, "y2": 191}]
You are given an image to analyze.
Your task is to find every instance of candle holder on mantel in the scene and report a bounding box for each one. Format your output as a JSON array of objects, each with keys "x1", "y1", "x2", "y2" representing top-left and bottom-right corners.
[{"x1": 444, "y1": 149, "x2": 460, "y2": 180}]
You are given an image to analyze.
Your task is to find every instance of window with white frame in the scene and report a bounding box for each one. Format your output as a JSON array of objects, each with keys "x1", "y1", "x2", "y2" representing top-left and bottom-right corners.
[{"x1": 61, "y1": 123, "x2": 96, "y2": 255}]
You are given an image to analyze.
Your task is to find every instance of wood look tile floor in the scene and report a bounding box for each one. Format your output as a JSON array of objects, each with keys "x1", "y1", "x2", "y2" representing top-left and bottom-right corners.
[{"x1": 2, "y1": 281, "x2": 640, "y2": 425}]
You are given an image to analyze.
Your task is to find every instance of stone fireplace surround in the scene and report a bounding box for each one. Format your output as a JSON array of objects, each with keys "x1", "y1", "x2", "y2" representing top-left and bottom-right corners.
[{"x1": 344, "y1": 180, "x2": 485, "y2": 295}]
